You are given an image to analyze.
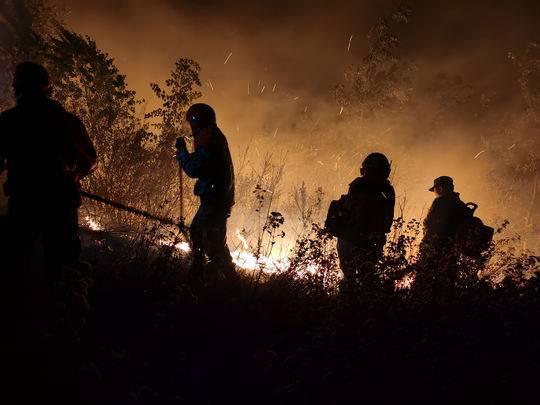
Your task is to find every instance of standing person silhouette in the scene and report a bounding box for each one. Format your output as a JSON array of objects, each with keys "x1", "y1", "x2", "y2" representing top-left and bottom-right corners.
[
  {"x1": 327, "y1": 153, "x2": 395, "y2": 292},
  {"x1": 176, "y1": 104, "x2": 239, "y2": 282},
  {"x1": 417, "y1": 176, "x2": 469, "y2": 289},
  {"x1": 421, "y1": 176, "x2": 467, "y2": 251},
  {"x1": 0, "y1": 62, "x2": 97, "y2": 281}
]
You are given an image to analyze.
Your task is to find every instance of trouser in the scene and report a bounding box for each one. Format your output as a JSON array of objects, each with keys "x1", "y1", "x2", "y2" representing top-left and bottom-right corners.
[
  {"x1": 5, "y1": 198, "x2": 81, "y2": 282},
  {"x1": 337, "y1": 237, "x2": 385, "y2": 290},
  {"x1": 190, "y1": 202, "x2": 236, "y2": 277},
  {"x1": 2, "y1": 199, "x2": 82, "y2": 400}
]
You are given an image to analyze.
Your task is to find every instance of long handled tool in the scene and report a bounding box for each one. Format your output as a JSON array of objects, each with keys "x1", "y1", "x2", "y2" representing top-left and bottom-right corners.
[
  {"x1": 81, "y1": 190, "x2": 190, "y2": 241},
  {"x1": 81, "y1": 133, "x2": 191, "y2": 238}
]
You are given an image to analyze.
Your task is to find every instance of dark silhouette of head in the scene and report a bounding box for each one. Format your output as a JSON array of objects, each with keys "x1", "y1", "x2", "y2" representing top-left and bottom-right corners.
[
  {"x1": 13, "y1": 62, "x2": 52, "y2": 98},
  {"x1": 429, "y1": 176, "x2": 454, "y2": 196},
  {"x1": 186, "y1": 103, "x2": 217, "y2": 134},
  {"x1": 361, "y1": 153, "x2": 391, "y2": 180}
]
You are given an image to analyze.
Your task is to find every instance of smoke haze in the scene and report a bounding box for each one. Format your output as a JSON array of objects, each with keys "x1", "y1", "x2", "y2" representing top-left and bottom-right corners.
[{"x1": 54, "y1": 0, "x2": 540, "y2": 249}]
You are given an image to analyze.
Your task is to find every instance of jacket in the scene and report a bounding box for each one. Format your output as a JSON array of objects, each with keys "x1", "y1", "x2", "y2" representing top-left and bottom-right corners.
[
  {"x1": 340, "y1": 176, "x2": 396, "y2": 243},
  {"x1": 177, "y1": 126, "x2": 235, "y2": 212},
  {"x1": 423, "y1": 192, "x2": 467, "y2": 243},
  {"x1": 0, "y1": 95, "x2": 97, "y2": 207}
]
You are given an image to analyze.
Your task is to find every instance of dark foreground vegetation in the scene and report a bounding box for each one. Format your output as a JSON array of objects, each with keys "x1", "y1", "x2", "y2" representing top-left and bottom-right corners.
[{"x1": 4, "y1": 226, "x2": 540, "y2": 405}]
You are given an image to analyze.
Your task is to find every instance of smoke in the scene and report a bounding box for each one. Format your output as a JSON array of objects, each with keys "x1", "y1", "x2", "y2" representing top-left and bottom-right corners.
[{"x1": 55, "y1": 0, "x2": 540, "y2": 250}]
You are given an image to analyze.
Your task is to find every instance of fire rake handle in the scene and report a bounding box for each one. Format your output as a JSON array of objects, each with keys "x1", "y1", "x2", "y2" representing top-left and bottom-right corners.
[{"x1": 81, "y1": 190, "x2": 178, "y2": 227}]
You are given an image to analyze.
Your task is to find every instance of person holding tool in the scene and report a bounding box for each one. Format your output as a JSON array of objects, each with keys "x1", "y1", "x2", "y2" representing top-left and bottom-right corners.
[
  {"x1": 0, "y1": 62, "x2": 97, "y2": 281},
  {"x1": 175, "y1": 103, "x2": 239, "y2": 281}
]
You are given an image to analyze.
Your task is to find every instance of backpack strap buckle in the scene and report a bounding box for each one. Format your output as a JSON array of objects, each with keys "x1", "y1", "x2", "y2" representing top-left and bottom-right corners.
[{"x1": 465, "y1": 202, "x2": 478, "y2": 214}]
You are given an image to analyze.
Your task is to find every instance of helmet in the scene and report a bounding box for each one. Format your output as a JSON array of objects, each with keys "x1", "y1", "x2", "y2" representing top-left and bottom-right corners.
[
  {"x1": 13, "y1": 62, "x2": 51, "y2": 97},
  {"x1": 361, "y1": 153, "x2": 391, "y2": 179},
  {"x1": 186, "y1": 103, "x2": 216, "y2": 129}
]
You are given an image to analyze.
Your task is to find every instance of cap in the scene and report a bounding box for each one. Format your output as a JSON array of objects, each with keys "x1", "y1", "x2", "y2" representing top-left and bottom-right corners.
[{"x1": 429, "y1": 176, "x2": 454, "y2": 192}]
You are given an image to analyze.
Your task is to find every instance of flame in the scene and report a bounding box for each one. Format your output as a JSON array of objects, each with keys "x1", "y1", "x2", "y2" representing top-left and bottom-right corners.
[
  {"x1": 174, "y1": 241, "x2": 191, "y2": 253},
  {"x1": 231, "y1": 249, "x2": 291, "y2": 274},
  {"x1": 229, "y1": 229, "x2": 333, "y2": 278},
  {"x1": 157, "y1": 239, "x2": 191, "y2": 254},
  {"x1": 159, "y1": 230, "x2": 290, "y2": 273},
  {"x1": 230, "y1": 228, "x2": 292, "y2": 273},
  {"x1": 395, "y1": 273, "x2": 415, "y2": 290},
  {"x1": 161, "y1": 233, "x2": 290, "y2": 273},
  {"x1": 82, "y1": 219, "x2": 328, "y2": 278},
  {"x1": 84, "y1": 216, "x2": 103, "y2": 231}
]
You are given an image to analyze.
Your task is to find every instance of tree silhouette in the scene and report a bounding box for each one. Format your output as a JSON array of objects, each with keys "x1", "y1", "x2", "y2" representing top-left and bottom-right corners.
[{"x1": 335, "y1": 4, "x2": 414, "y2": 119}]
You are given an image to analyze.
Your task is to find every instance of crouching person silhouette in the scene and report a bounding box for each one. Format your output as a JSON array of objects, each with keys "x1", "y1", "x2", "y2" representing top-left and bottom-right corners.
[
  {"x1": 176, "y1": 104, "x2": 239, "y2": 282},
  {"x1": 326, "y1": 153, "x2": 395, "y2": 293},
  {"x1": 0, "y1": 62, "x2": 97, "y2": 282}
]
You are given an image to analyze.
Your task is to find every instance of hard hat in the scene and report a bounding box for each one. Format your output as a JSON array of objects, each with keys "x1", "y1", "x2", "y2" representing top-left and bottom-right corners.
[
  {"x1": 186, "y1": 103, "x2": 216, "y2": 128},
  {"x1": 361, "y1": 153, "x2": 391, "y2": 179}
]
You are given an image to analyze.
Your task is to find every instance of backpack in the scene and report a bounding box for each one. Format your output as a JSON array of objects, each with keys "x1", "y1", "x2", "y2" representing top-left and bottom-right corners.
[
  {"x1": 455, "y1": 203, "x2": 494, "y2": 257},
  {"x1": 325, "y1": 195, "x2": 352, "y2": 238},
  {"x1": 325, "y1": 189, "x2": 390, "y2": 241}
]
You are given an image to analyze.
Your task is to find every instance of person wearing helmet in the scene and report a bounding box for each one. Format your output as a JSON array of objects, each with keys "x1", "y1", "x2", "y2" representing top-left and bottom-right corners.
[
  {"x1": 175, "y1": 103, "x2": 238, "y2": 281},
  {"x1": 0, "y1": 62, "x2": 97, "y2": 281},
  {"x1": 334, "y1": 152, "x2": 395, "y2": 291}
]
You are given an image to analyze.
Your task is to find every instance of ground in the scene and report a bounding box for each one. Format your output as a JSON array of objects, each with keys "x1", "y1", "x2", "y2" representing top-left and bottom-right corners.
[{"x1": 4, "y1": 228, "x2": 540, "y2": 404}]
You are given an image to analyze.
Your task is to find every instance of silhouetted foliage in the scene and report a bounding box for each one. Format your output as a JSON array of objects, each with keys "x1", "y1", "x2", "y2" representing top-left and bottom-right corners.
[
  {"x1": 0, "y1": 0, "x2": 54, "y2": 108},
  {"x1": 336, "y1": 4, "x2": 414, "y2": 118}
]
